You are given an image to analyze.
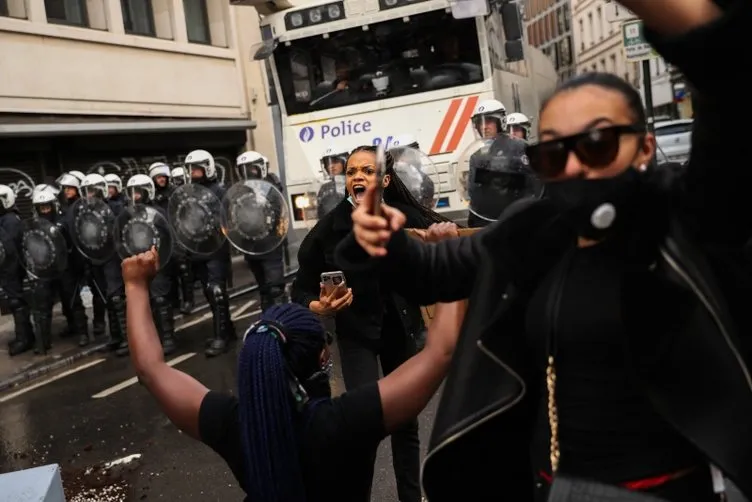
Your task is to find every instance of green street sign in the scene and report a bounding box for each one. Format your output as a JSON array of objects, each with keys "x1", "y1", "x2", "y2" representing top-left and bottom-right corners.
[{"x1": 621, "y1": 20, "x2": 658, "y2": 62}]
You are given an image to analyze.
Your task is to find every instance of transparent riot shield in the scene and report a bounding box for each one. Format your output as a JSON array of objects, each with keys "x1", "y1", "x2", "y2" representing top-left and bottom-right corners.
[
  {"x1": 70, "y1": 197, "x2": 116, "y2": 264},
  {"x1": 314, "y1": 174, "x2": 347, "y2": 219},
  {"x1": 21, "y1": 218, "x2": 68, "y2": 280},
  {"x1": 455, "y1": 138, "x2": 543, "y2": 223},
  {"x1": 114, "y1": 205, "x2": 174, "y2": 269},
  {"x1": 391, "y1": 147, "x2": 440, "y2": 209},
  {"x1": 221, "y1": 179, "x2": 289, "y2": 256},
  {"x1": 168, "y1": 184, "x2": 226, "y2": 257}
]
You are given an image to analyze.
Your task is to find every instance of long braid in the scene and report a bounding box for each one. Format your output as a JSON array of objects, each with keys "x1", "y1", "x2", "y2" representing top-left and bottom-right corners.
[
  {"x1": 237, "y1": 304, "x2": 327, "y2": 502},
  {"x1": 348, "y1": 145, "x2": 457, "y2": 227}
]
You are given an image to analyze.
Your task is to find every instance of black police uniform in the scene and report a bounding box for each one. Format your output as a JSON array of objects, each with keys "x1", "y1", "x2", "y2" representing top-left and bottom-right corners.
[
  {"x1": 157, "y1": 183, "x2": 194, "y2": 314},
  {"x1": 244, "y1": 172, "x2": 287, "y2": 311},
  {"x1": 467, "y1": 133, "x2": 541, "y2": 228},
  {"x1": 193, "y1": 177, "x2": 235, "y2": 357},
  {"x1": 0, "y1": 207, "x2": 35, "y2": 356},
  {"x1": 29, "y1": 206, "x2": 88, "y2": 352}
]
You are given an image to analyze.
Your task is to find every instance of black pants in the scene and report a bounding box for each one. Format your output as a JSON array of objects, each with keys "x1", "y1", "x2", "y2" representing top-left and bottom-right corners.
[
  {"x1": 337, "y1": 332, "x2": 421, "y2": 502},
  {"x1": 150, "y1": 262, "x2": 174, "y2": 298},
  {"x1": 245, "y1": 252, "x2": 285, "y2": 310}
]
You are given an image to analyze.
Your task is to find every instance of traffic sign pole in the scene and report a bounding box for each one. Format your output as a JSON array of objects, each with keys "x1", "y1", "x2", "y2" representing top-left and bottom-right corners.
[{"x1": 642, "y1": 59, "x2": 658, "y2": 168}]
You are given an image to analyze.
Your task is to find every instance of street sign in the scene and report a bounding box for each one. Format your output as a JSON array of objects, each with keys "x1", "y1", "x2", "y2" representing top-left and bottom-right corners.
[
  {"x1": 605, "y1": 0, "x2": 637, "y2": 23},
  {"x1": 621, "y1": 20, "x2": 658, "y2": 62}
]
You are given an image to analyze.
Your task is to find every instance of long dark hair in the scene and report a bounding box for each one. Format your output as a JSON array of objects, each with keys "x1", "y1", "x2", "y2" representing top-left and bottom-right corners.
[
  {"x1": 237, "y1": 303, "x2": 328, "y2": 502},
  {"x1": 347, "y1": 145, "x2": 454, "y2": 226},
  {"x1": 541, "y1": 72, "x2": 647, "y2": 125}
]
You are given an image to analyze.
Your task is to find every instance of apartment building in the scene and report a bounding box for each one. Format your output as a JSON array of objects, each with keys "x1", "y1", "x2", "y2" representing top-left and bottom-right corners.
[
  {"x1": 524, "y1": 0, "x2": 575, "y2": 81},
  {"x1": 0, "y1": 0, "x2": 275, "y2": 215},
  {"x1": 572, "y1": 0, "x2": 677, "y2": 118}
]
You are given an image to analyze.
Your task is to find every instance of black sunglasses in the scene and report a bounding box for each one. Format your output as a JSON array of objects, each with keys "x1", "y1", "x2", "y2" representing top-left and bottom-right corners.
[{"x1": 525, "y1": 124, "x2": 645, "y2": 180}]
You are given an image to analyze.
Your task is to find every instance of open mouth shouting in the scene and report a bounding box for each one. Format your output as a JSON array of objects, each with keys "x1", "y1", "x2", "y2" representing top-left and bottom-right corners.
[{"x1": 352, "y1": 184, "x2": 367, "y2": 203}]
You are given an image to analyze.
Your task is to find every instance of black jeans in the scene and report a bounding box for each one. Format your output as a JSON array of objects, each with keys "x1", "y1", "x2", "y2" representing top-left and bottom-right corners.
[{"x1": 337, "y1": 331, "x2": 421, "y2": 502}]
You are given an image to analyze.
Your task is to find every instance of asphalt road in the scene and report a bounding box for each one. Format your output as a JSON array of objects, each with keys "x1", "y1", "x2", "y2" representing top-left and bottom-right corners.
[{"x1": 0, "y1": 290, "x2": 438, "y2": 502}]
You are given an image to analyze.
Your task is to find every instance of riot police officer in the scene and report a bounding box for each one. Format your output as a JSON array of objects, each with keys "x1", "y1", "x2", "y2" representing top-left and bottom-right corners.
[
  {"x1": 148, "y1": 162, "x2": 173, "y2": 211},
  {"x1": 27, "y1": 187, "x2": 89, "y2": 352},
  {"x1": 181, "y1": 149, "x2": 235, "y2": 357},
  {"x1": 316, "y1": 145, "x2": 348, "y2": 219},
  {"x1": 466, "y1": 99, "x2": 541, "y2": 227},
  {"x1": 0, "y1": 185, "x2": 35, "y2": 356},
  {"x1": 164, "y1": 165, "x2": 194, "y2": 314},
  {"x1": 505, "y1": 112, "x2": 532, "y2": 141},
  {"x1": 170, "y1": 167, "x2": 187, "y2": 187},
  {"x1": 236, "y1": 151, "x2": 287, "y2": 311},
  {"x1": 125, "y1": 174, "x2": 177, "y2": 355},
  {"x1": 78, "y1": 174, "x2": 127, "y2": 356},
  {"x1": 389, "y1": 134, "x2": 437, "y2": 209}
]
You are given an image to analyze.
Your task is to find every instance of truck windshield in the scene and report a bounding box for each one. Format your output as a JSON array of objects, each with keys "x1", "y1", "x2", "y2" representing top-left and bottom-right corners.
[{"x1": 274, "y1": 9, "x2": 483, "y2": 116}]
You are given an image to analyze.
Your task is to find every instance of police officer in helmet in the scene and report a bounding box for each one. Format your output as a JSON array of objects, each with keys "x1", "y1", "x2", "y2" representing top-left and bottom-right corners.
[
  {"x1": 126, "y1": 174, "x2": 177, "y2": 355},
  {"x1": 183, "y1": 149, "x2": 235, "y2": 357},
  {"x1": 388, "y1": 133, "x2": 436, "y2": 209},
  {"x1": 0, "y1": 185, "x2": 35, "y2": 356},
  {"x1": 506, "y1": 112, "x2": 532, "y2": 141},
  {"x1": 235, "y1": 151, "x2": 288, "y2": 311},
  {"x1": 467, "y1": 99, "x2": 541, "y2": 227},
  {"x1": 168, "y1": 165, "x2": 194, "y2": 313},
  {"x1": 316, "y1": 145, "x2": 348, "y2": 219}
]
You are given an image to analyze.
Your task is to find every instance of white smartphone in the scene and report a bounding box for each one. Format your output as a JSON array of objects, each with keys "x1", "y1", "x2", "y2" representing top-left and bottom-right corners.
[{"x1": 321, "y1": 271, "x2": 347, "y2": 297}]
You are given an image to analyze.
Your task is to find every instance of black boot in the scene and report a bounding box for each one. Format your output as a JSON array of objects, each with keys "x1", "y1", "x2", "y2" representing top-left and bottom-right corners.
[
  {"x1": 109, "y1": 296, "x2": 129, "y2": 357},
  {"x1": 33, "y1": 311, "x2": 53, "y2": 356},
  {"x1": 73, "y1": 308, "x2": 90, "y2": 347},
  {"x1": 153, "y1": 296, "x2": 177, "y2": 357},
  {"x1": 93, "y1": 291, "x2": 107, "y2": 337},
  {"x1": 179, "y1": 261, "x2": 195, "y2": 315},
  {"x1": 8, "y1": 303, "x2": 35, "y2": 357},
  {"x1": 204, "y1": 283, "x2": 235, "y2": 357}
]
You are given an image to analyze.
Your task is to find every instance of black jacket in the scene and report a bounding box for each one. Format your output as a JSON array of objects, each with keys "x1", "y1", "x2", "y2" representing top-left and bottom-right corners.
[
  {"x1": 337, "y1": 3, "x2": 752, "y2": 500},
  {"x1": 292, "y1": 198, "x2": 427, "y2": 343}
]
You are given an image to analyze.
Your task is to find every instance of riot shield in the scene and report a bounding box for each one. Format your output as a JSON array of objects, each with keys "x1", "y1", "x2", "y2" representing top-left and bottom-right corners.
[
  {"x1": 315, "y1": 174, "x2": 346, "y2": 219},
  {"x1": 0, "y1": 239, "x2": 6, "y2": 270},
  {"x1": 114, "y1": 205, "x2": 174, "y2": 269},
  {"x1": 391, "y1": 147, "x2": 440, "y2": 209},
  {"x1": 455, "y1": 138, "x2": 543, "y2": 223},
  {"x1": 168, "y1": 184, "x2": 226, "y2": 257},
  {"x1": 21, "y1": 218, "x2": 68, "y2": 280},
  {"x1": 70, "y1": 197, "x2": 116, "y2": 264},
  {"x1": 221, "y1": 179, "x2": 289, "y2": 256}
]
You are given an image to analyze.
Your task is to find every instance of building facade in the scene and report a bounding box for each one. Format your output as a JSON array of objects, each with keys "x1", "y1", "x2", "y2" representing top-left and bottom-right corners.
[
  {"x1": 0, "y1": 0, "x2": 275, "y2": 216},
  {"x1": 524, "y1": 0, "x2": 575, "y2": 81},
  {"x1": 571, "y1": 0, "x2": 678, "y2": 119}
]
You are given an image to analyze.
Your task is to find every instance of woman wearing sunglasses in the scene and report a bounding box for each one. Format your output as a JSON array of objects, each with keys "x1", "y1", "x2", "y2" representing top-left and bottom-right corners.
[{"x1": 336, "y1": 1, "x2": 752, "y2": 501}]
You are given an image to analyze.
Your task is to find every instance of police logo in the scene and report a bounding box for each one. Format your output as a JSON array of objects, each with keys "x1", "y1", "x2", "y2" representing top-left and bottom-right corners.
[
  {"x1": 478, "y1": 106, "x2": 485, "y2": 112},
  {"x1": 299, "y1": 127, "x2": 315, "y2": 143}
]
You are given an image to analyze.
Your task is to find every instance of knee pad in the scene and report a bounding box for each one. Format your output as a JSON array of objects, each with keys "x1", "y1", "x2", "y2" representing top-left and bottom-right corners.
[{"x1": 205, "y1": 282, "x2": 226, "y2": 306}]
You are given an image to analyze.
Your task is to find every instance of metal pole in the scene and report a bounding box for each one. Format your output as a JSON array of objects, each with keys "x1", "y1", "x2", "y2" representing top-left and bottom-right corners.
[{"x1": 641, "y1": 59, "x2": 658, "y2": 168}]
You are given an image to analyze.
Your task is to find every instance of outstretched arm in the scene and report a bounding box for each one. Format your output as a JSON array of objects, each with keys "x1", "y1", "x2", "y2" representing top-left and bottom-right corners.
[{"x1": 123, "y1": 249, "x2": 208, "y2": 440}]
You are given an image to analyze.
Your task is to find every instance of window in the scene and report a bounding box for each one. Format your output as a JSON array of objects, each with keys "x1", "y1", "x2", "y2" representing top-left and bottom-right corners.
[
  {"x1": 183, "y1": 0, "x2": 211, "y2": 44},
  {"x1": 578, "y1": 18, "x2": 584, "y2": 50},
  {"x1": 274, "y1": 10, "x2": 483, "y2": 116},
  {"x1": 587, "y1": 12, "x2": 593, "y2": 46},
  {"x1": 45, "y1": 0, "x2": 88, "y2": 26},
  {"x1": 609, "y1": 54, "x2": 617, "y2": 73},
  {"x1": 597, "y1": 7, "x2": 603, "y2": 39},
  {"x1": 121, "y1": 0, "x2": 155, "y2": 36}
]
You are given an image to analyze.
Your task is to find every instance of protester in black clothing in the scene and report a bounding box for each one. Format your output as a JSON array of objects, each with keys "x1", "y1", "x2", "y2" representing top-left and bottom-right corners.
[
  {"x1": 122, "y1": 246, "x2": 465, "y2": 502},
  {"x1": 292, "y1": 145, "x2": 451, "y2": 502},
  {"x1": 338, "y1": 1, "x2": 752, "y2": 500}
]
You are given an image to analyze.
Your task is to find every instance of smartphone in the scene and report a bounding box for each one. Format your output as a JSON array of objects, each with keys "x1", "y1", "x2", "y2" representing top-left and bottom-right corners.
[
  {"x1": 372, "y1": 144, "x2": 386, "y2": 216},
  {"x1": 321, "y1": 271, "x2": 347, "y2": 297}
]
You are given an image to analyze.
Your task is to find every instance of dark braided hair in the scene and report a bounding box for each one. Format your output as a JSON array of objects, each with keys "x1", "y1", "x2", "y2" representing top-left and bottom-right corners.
[
  {"x1": 347, "y1": 145, "x2": 454, "y2": 226},
  {"x1": 237, "y1": 303, "x2": 328, "y2": 502}
]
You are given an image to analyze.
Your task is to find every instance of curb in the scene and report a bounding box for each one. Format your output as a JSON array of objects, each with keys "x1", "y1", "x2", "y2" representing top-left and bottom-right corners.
[{"x1": 0, "y1": 269, "x2": 298, "y2": 394}]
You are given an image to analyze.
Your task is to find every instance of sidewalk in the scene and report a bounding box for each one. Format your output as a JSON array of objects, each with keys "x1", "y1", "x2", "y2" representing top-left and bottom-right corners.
[{"x1": 0, "y1": 244, "x2": 302, "y2": 393}]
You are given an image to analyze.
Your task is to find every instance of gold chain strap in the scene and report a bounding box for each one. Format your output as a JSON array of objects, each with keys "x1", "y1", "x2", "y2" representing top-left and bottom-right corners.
[{"x1": 546, "y1": 355, "x2": 560, "y2": 474}]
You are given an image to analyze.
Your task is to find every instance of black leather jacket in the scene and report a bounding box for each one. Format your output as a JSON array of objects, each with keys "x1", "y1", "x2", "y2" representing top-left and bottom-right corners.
[{"x1": 337, "y1": 3, "x2": 752, "y2": 499}]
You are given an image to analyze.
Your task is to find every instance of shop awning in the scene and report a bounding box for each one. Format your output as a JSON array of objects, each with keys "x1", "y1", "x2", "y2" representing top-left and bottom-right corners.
[{"x1": 0, "y1": 118, "x2": 256, "y2": 138}]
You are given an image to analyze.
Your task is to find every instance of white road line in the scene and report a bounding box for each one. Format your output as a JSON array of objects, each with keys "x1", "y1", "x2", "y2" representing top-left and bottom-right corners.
[
  {"x1": 91, "y1": 352, "x2": 197, "y2": 399},
  {"x1": 0, "y1": 359, "x2": 106, "y2": 403},
  {"x1": 175, "y1": 312, "x2": 212, "y2": 332},
  {"x1": 232, "y1": 309, "x2": 262, "y2": 323},
  {"x1": 231, "y1": 299, "x2": 258, "y2": 319}
]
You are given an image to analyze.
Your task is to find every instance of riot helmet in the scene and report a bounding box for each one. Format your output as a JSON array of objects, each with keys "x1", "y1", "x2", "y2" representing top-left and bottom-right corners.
[
  {"x1": 69, "y1": 171, "x2": 86, "y2": 183},
  {"x1": 236, "y1": 151, "x2": 269, "y2": 180},
  {"x1": 320, "y1": 145, "x2": 348, "y2": 178},
  {"x1": 33, "y1": 184, "x2": 60, "y2": 198},
  {"x1": 506, "y1": 112, "x2": 532, "y2": 141},
  {"x1": 148, "y1": 162, "x2": 172, "y2": 189},
  {"x1": 32, "y1": 187, "x2": 59, "y2": 219},
  {"x1": 184, "y1": 149, "x2": 216, "y2": 182},
  {"x1": 471, "y1": 99, "x2": 506, "y2": 140},
  {"x1": 171, "y1": 167, "x2": 188, "y2": 187},
  {"x1": 104, "y1": 173, "x2": 123, "y2": 198},
  {"x1": 56, "y1": 173, "x2": 81, "y2": 203},
  {"x1": 0, "y1": 185, "x2": 15, "y2": 210},
  {"x1": 127, "y1": 174, "x2": 156, "y2": 204},
  {"x1": 80, "y1": 174, "x2": 108, "y2": 200}
]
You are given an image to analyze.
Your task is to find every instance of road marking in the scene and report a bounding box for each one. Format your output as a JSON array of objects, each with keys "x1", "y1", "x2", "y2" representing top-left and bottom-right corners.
[
  {"x1": 91, "y1": 352, "x2": 196, "y2": 399},
  {"x1": 231, "y1": 299, "x2": 258, "y2": 319},
  {"x1": 175, "y1": 312, "x2": 212, "y2": 331},
  {"x1": 232, "y1": 309, "x2": 262, "y2": 323},
  {"x1": 0, "y1": 359, "x2": 106, "y2": 403}
]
